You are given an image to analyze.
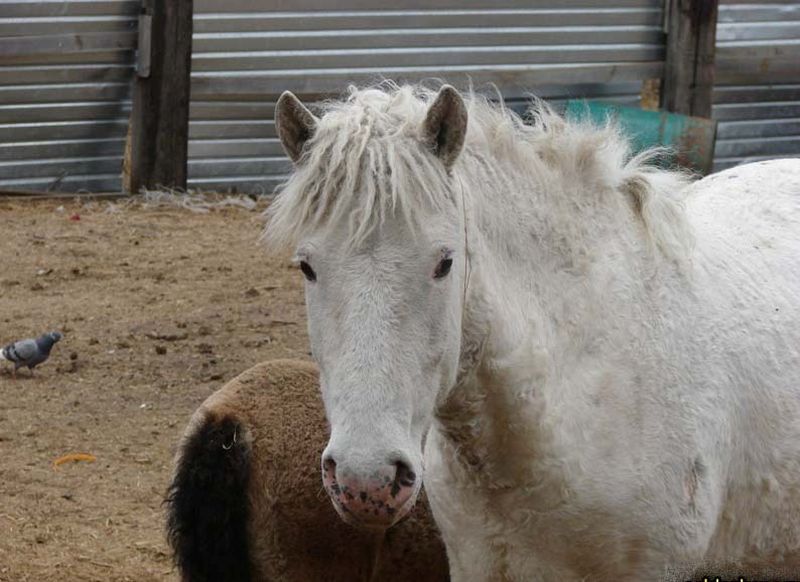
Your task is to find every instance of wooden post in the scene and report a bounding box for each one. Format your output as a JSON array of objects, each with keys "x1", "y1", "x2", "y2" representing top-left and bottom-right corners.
[
  {"x1": 127, "y1": 0, "x2": 193, "y2": 193},
  {"x1": 661, "y1": 0, "x2": 719, "y2": 119}
]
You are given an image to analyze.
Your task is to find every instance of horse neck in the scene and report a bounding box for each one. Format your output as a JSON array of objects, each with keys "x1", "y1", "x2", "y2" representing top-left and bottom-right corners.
[
  {"x1": 440, "y1": 150, "x2": 667, "y2": 486},
  {"x1": 462, "y1": 149, "x2": 658, "y2": 347}
]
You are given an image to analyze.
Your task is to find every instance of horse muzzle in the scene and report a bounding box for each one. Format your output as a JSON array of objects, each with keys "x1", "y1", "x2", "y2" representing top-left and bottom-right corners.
[{"x1": 321, "y1": 453, "x2": 421, "y2": 529}]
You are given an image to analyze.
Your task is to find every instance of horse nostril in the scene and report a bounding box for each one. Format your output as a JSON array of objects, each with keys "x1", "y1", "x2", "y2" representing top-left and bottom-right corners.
[
  {"x1": 323, "y1": 457, "x2": 337, "y2": 476},
  {"x1": 394, "y1": 461, "x2": 417, "y2": 488}
]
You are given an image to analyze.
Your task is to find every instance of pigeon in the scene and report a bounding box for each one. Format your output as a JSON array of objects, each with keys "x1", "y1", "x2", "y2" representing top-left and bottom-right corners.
[{"x1": 1, "y1": 331, "x2": 62, "y2": 379}]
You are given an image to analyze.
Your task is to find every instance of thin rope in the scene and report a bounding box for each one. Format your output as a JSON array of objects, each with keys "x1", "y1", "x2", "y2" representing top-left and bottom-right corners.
[
  {"x1": 457, "y1": 173, "x2": 471, "y2": 318},
  {"x1": 449, "y1": 172, "x2": 475, "y2": 397},
  {"x1": 367, "y1": 530, "x2": 386, "y2": 582}
]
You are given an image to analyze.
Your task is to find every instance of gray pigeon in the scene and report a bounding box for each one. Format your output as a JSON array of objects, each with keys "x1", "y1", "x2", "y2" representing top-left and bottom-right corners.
[{"x1": 1, "y1": 331, "x2": 62, "y2": 379}]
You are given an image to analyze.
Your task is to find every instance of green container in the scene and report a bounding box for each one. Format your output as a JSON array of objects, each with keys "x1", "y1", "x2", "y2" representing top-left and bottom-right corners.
[{"x1": 563, "y1": 100, "x2": 717, "y2": 175}]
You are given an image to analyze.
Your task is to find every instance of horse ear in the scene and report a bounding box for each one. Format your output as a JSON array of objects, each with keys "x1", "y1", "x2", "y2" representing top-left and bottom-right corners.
[
  {"x1": 422, "y1": 85, "x2": 468, "y2": 170},
  {"x1": 275, "y1": 91, "x2": 319, "y2": 164}
]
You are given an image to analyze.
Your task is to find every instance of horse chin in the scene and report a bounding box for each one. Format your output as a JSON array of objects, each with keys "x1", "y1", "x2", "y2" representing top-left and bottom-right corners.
[{"x1": 329, "y1": 482, "x2": 422, "y2": 531}]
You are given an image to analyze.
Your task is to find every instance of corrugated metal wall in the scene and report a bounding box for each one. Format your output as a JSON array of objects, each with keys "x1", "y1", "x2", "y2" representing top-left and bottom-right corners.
[
  {"x1": 188, "y1": 0, "x2": 664, "y2": 193},
  {"x1": 713, "y1": 1, "x2": 800, "y2": 171},
  {"x1": 1, "y1": 1, "x2": 797, "y2": 193},
  {"x1": 0, "y1": 1, "x2": 138, "y2": 192}
]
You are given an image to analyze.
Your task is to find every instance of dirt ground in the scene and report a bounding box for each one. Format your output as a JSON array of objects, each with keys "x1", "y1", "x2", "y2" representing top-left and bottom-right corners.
[{"x1": 0, "y1": 197, "x2": 309, "y2": 581}]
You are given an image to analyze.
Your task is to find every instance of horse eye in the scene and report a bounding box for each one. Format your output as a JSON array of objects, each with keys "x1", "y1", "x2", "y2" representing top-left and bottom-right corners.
[
  {"x1": 299, "y1": 261, "x2": 317, "y2": 282},
  {"x1": 434, "y1": 257, "x2": 453, "y2": 279}
]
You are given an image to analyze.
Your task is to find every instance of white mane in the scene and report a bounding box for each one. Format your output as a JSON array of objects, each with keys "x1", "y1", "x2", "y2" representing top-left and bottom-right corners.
[{"x1": 263, "y1": 83, "x2": 694, "y2": 261}]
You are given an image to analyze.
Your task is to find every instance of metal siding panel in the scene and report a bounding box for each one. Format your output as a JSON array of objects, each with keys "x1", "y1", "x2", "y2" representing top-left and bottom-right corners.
[
  {"x1": 0, "y1": 2, "x2": 134, "y2": 192},
  {"x1": 188, "y1": 157, "x2": 291, "y2": 178},
  {"x1": 714, "y1": 136, "x2": 800, "y2": 158},
  {"x1": 2, "y1": 3, "x2": 140, "y2": 18},
  {"x1": 0, "y1": 119, "x2": 129, "y2": 142},
  {"x1": 191, "y1": 63, "x2": 663, "y2": 99},
  {"x1": 0, "y1": 174, "x2": 122, "y2": 192},
  {"x1": 0, "y1": 17, "x2": 137, "y2": 37},
  {"x1": 714, "y1": 101, "x2": 800, "y2": 121},
  {"x1": 715, "y1": 61, "x2": 800, "y2": 85},
  {"x1": 190, "y1": 102, "x2": 276, "y2": 120},
  {"x1": 0, "y1": 83, "x2": 132, "y2": 105},
  {"x1": 716, "y1": 22, "x2": 800, "y2": 42},
  {"x1": 0, "y1": 156, "x2": 122, "y2": 180},
  {"x1": 716, "y1": 118, "x2": 800, "y2": 140},
  {"x1": 187, "y1": 175, "x2": 287, "y2": 194},
  {"x1": 190, "y1": 121, "x2": 276, "y2": 139},
  {"x1": 712, "y1": 3, "x2": 800, "y2": 172},
  {"x1": 0, "y1": 139, "x2": 126, "y2": 161},
  {"x1": 2, "y1": 50, "x2": 135, "y2": 67},
  {"x1": 716, "y1": 40, "x2": 800, "y2": 60},
  {"x1": 713, "y1": 84, "x2": 800, "y2": 104},
  {"x1": 719, "y1": 0, "x2": 798, "y2": 5},
  {"x1": 193, "y1": 28, "x2": 663, "y2": 53},
  {"x1": 195, "y1": 0, "x2": 661, "y2": 10},
  {"x1": 716, "y1": 2, "x2": 800, "y2": 84},
  {"x1": 718, "y1": 4, "x2": 800, "y2": 22},
  {"x1": 195, "y1": 10, "x2": 663, "y2": 33},
  {"x1": 0, "y1": 102, "x2": 132, "y2": 124},
  {"x1": 187, "y1": 2, "x2": 663, "y2": 192},
  {"x1": 0, "y1": 31, "x2": 137, "y2": 56},
  {"x1": 504, "y1": 81, "x2": 644, "y2": 101},
  {"x1": 0, "y1": 65, "x2": 133, "y2": 86},
  {"x1": 191, "y1": 46, "x2": 663, "y2": 73},
  {"x1": 4, "y1": 1, "x2": 661, "y2": 194},
  {"x1": 189, "y1": 140, "x2": 285, "y2": 158}
]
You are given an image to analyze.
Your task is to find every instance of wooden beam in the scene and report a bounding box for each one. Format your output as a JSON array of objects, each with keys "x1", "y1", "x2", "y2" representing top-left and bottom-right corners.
[
  {"x1": 662, "y1": 0, "x2": 719, "y2": 119},
  {"x1": 127, "y1": 0, "x2": 193, "y2": 193}
]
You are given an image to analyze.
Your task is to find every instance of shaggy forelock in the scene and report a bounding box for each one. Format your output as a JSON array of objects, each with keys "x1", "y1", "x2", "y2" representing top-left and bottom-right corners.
[
  {"x1": 263, "y1": 82, "x2": 693, "y2": 261},
  {"x1": 263, "y1": 83, "x2": 458, "y2": 250}
]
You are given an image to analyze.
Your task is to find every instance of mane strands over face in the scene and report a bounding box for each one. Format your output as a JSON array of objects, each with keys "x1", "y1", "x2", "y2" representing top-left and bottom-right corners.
[
  {"x1": 263, "y1": 82, "x2": 693, "y2": 261},
  {"x1": 263, "y1": 83, "x2": 458, "y2": 251}
]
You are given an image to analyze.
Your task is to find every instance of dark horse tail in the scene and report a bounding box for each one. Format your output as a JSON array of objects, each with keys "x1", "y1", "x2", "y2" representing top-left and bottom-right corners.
[{"x1": 165, "y1": 412, "x2": 253, "y2": 582}]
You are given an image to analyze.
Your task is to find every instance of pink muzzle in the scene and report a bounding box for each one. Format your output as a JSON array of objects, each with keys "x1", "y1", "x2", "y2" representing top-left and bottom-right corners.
[{"x1": 322, "y1": 458, "x2": 418, "y2": 528}]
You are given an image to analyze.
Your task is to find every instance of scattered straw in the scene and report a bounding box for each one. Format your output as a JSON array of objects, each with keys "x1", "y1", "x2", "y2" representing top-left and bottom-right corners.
[
  {"x1": 38, "y1": 189, "x2": 271, "y2": 215},
  {"x1": 139, "y1": 189, "x2": 262, "y2": 213}
]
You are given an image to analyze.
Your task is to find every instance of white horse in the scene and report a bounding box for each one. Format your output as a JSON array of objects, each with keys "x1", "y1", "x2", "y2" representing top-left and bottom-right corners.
[{"x1": 265, "y1": 82, "x2": 800, "y2": 581}]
